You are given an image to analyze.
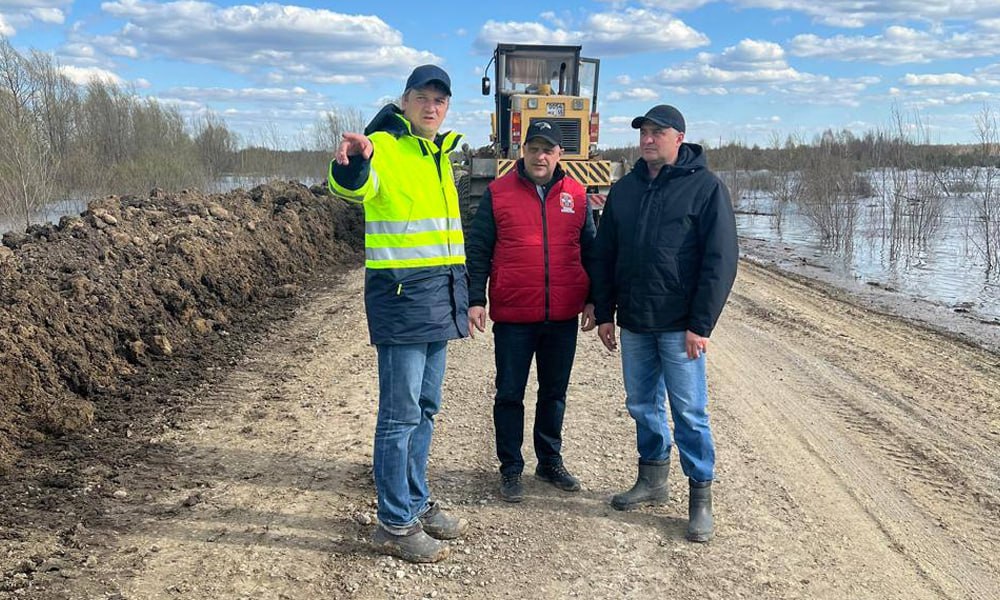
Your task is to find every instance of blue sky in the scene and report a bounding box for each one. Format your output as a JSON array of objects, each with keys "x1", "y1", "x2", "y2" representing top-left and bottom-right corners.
[{"x1": 3, "y1": 0, "x2": 1000, "y2": 149}]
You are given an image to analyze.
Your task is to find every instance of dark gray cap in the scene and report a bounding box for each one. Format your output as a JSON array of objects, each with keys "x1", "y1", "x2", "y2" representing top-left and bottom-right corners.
[
  {"x1": 631, "y1": 104, "x2": 685, "y2": 132},
  {"x1": 525, "y1": 119, "x2": 562, "y2": 146},
  {"x1": 405, "y1": 64, "x2": 451, "y2": 96}
]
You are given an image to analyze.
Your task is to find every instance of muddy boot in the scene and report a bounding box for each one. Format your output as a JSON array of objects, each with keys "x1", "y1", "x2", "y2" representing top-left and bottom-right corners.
[
  {"x1": 372, "y1": 523, "x2": 450, "y2": 563},
  {"x1": 686, "y1": 480, "x2": 713, "y2": 543},
  {"x1": 419, "y1": 502, "x2": 469, "y2": 540},
  {"x1": 611, "y1": 460, "x2": 669, "y2": 511}
]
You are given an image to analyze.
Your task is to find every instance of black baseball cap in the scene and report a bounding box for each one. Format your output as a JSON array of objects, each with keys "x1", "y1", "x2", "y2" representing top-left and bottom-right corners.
[
  {"x1": 525, "y1": 119, "x2": 562, "y2": 147},
  {"x1": 405, "y1": 64, "x2": 451, "y2": 96},
  {"x1": 631, "y1": 104, "x2": 686, "y2": 132}
]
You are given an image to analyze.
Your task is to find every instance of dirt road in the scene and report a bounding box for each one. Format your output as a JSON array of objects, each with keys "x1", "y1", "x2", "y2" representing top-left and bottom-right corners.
[{"x1": 6, "y1": 259, "x2": 1000, "y2": 600}]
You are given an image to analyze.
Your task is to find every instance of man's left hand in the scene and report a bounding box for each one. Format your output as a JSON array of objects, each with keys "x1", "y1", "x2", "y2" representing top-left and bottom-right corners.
[
  {"x1": 581, "y1": 304, "x2": 596, "y2": 332},
  {"x1": 685, "y1": 330, "x2": 710, "y2": 359}
]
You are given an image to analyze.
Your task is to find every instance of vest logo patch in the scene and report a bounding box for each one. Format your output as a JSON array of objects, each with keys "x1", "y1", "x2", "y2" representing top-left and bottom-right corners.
[{"x1": 559, "y1": 192, "x2": 575, "y2": 214}]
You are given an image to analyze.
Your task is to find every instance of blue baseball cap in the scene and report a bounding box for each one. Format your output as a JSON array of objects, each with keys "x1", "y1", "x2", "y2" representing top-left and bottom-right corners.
[{"x1": 405, "y1": 64, "x2": 452, "y2": 96}]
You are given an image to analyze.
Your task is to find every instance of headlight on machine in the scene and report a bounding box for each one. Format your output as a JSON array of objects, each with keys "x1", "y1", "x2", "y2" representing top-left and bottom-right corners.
[
  {"x1": 527, "y1": 98, "x2": 538, "y2": 109},
  {"x1": 572, "y1": 99, "x2": 585, "y2": 110}
]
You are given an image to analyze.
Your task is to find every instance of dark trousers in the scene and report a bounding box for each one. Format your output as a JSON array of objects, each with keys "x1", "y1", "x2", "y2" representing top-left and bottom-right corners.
[{"x1": 493, "y1": 318, "x2": 579, "y2": 476}]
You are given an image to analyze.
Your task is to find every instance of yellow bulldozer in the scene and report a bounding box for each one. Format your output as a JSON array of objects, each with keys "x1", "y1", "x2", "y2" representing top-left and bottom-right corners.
[{"x1": 457, "y1": 43, "x2": 623, "y2": 221}]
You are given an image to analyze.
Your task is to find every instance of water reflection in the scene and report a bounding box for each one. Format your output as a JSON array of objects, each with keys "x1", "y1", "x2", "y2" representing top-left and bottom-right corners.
[
  {"x1": 0, "y1": 197, "x2": 89, "y2": 236},
  {"x1": 737, "y1": 194, "x2": 1000, "y2": 321}
]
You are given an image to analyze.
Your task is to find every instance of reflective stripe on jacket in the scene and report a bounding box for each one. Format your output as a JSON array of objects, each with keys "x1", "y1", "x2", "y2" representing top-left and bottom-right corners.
[{"x1": 328, "y1": 105, "x2": 469, "y2": 345}]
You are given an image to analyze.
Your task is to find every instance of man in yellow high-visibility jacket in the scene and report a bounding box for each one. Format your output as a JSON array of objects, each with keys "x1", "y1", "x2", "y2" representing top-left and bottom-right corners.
[{"x1": 328, "y1": 65, "x2": 469, "y2": 564}]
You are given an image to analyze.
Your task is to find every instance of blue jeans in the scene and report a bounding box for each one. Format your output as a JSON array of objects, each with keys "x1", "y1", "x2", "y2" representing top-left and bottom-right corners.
[
  {"x1": 373, "y1": 341, "x2": 447, "y2": 529},
  {"x1": 492, "y1": 319, "x2": 578, "y2": 476},
  {"x1": 619, "y1": 328, "x2": 714, "y2": 482}
]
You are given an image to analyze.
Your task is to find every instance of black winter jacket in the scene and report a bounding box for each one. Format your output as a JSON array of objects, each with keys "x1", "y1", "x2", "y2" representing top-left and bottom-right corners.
[{"x1": 592, "y1": 143, "x2": 738, "y2": 337}]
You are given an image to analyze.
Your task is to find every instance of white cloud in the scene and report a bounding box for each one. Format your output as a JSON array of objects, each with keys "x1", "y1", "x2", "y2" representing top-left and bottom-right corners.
[
  {"x1": 539, "y1": 11, "x2": 567, "y2": 29},
  {"x1": 310, "y1": 74, "x2": 368, "y2": 85},
  {"x1": 59, "y1": 65, "x2": 123, "y2": 85},
  {"x1": 606, "y1": 87, "x2": 659, "y2": 101},
  {"x1": 165, "y1": 86, "x2": 317, "y2": 103},
  {"x1": 655, "y1": 39, "x2": 808, "y2": 86},
  {"x1": 927, "y1": 92, "x2": 998, "y2": 105},
  {"x1": 29, "y1": 7, "x2": 64, "y2": 24},
  {"x1": 475, "y1": 9, "x2": 709, "y2": 56},
  {"x1": 901, "y1": 90, "x2": 1000, "y2": 109},
  {"x1": 789, "y1": 26, "x2": 1000, "y2": 64},
  {"x1": 713, "y1": 39, "x2": 788, "y2": 71},
  {"x1": 640, "y1": 0, "x2": 716, "y2": 10},
  {"x1": 0, "y1": 0, "x2": 67, "y2": 35},
  {"x1": 643, "y1": 1, "x2": 1000, "y2": 28},
  {"x1": 606, "y1": 116, "x2": 634, "y2": 125},
  {"x1": 475, "y1": 20, "x2": 578, "y2": 49},
  {"x1": 585, "y1": 9, "x2": 710, "y2": 54},
  {"x1": 93, "y1": 1, "x2": 441, "y2": 84},
  {"x1": 902, "y1": 73, "x2": 978, "y2": 86},
  {"x1": 446, "y1": 109, "x2": 494, "y2": 128},
  {"x1": 646, "y1": 39, "x2": 877, "y2": 107}
]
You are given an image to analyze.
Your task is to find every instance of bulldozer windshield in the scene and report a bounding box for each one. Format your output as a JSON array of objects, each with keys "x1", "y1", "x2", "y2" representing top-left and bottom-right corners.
[{"x1": 502, "y1": 55, "x2": 578, "y2": 95}]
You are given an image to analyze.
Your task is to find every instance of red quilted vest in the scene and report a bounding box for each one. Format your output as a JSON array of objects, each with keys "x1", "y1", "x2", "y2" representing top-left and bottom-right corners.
[{"x1": 488, "y1": 168, "x2": 590, "y2": 323}]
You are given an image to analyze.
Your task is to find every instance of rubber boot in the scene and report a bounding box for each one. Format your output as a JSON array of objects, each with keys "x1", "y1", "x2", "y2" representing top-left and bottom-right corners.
[
  {"x1": 610, "y1": 460, "x2": 669, "y2": 511},
  {"x1": 686, "y1": 480, "x2": 713, "y2": 543}
]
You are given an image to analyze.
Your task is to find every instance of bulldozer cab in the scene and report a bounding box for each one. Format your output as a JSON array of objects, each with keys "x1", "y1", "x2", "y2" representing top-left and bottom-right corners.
[
  {"x1": 460, "y1": 43, "x2": 619, "y2": 226},
  {"x1": 484, "y1": 44, "x2": 600, "y2": 161}
]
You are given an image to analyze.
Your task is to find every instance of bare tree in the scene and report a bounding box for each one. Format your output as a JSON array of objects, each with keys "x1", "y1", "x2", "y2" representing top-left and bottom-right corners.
[
  {"x1": 0, "y1": 37, "x2": 58, "y2": 228},
  {"x1": 194, "y1": 111, "x2": 237, "y2": 180},
  {"x1": 312, "y1": 106, "x2": 366, "y2": 152},
  {"x1": 882, "y1": 104, "x2": 947, "y2": 259},
  {"x1": 767, "y1": 131, "x2": 803, "y2": 232},
  {"x1": 27, "y1": 49, "x2": 78, "y2": 159},
  {"x1": 798, "y1": 142, "x2": 859, "y2": 250},
  {"x1": 715, "y1": 136, "x2": 750, "y2": 210},
  {"x1": 972, "y1": 104, "x2": 1000, "y2": 273}
]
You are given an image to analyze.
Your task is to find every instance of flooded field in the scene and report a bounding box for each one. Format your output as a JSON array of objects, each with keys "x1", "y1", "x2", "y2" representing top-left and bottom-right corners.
[{"x1": 737, "y1": 192, "x2": 1000, "y2": 324}]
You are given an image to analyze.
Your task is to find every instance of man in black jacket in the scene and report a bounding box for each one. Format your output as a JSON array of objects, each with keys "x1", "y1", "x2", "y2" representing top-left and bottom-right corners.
[{"x1": 592, "y1": 104, "x2": 738, "y2": 542}]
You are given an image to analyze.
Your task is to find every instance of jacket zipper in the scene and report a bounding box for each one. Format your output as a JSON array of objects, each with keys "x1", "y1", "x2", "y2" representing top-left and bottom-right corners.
[{"x1": 539, "y1": 182, "x2": 551, "y2": 322}]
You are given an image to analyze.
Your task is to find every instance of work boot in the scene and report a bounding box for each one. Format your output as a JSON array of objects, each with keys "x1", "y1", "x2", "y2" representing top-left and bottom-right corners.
[
  {"x1": 534, "y1": 463, "x2": 581, "y2": 492},
  {"x1": 611, "y1": 460, "x2": 669, "y2": 511},
  {"x1": 500, "y1": 473, "x2": 525, "y2": 503},
  {"x1": 686, "y1": 480, "x2": 714, "y2": 543},
  {"x1": 419, "y1": 502, "x2": 468, "y2": 540},
  {"x1": 371, "y1": 523, "x2": 450, "y2": 563}
]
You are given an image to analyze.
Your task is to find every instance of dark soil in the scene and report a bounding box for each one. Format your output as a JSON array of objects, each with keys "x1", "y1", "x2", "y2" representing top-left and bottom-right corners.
[{"x1": 0, "y1": 181, "x2": 363, "y2": 595}]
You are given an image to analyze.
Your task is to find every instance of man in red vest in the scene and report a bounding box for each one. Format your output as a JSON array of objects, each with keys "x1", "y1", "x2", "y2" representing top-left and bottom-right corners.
[{"x1": 466, "y1": 119, "x2": 597, "y2": 502}]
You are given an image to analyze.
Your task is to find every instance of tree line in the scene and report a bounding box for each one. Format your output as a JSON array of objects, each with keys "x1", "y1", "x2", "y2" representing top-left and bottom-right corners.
[{"x1": 1, "y1": 37, "x2": 365, "y2": 230}]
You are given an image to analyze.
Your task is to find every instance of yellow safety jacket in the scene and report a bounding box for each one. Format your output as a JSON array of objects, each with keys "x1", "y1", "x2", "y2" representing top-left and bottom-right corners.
[{"x1": 328, "y1": 105, "x2": 469, "y2": 345}]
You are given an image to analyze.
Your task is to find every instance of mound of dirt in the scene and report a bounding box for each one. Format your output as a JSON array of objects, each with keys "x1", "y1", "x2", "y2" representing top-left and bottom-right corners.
[{"x1": 0, "y1": 181, "x2": 363, "y2": 473}]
